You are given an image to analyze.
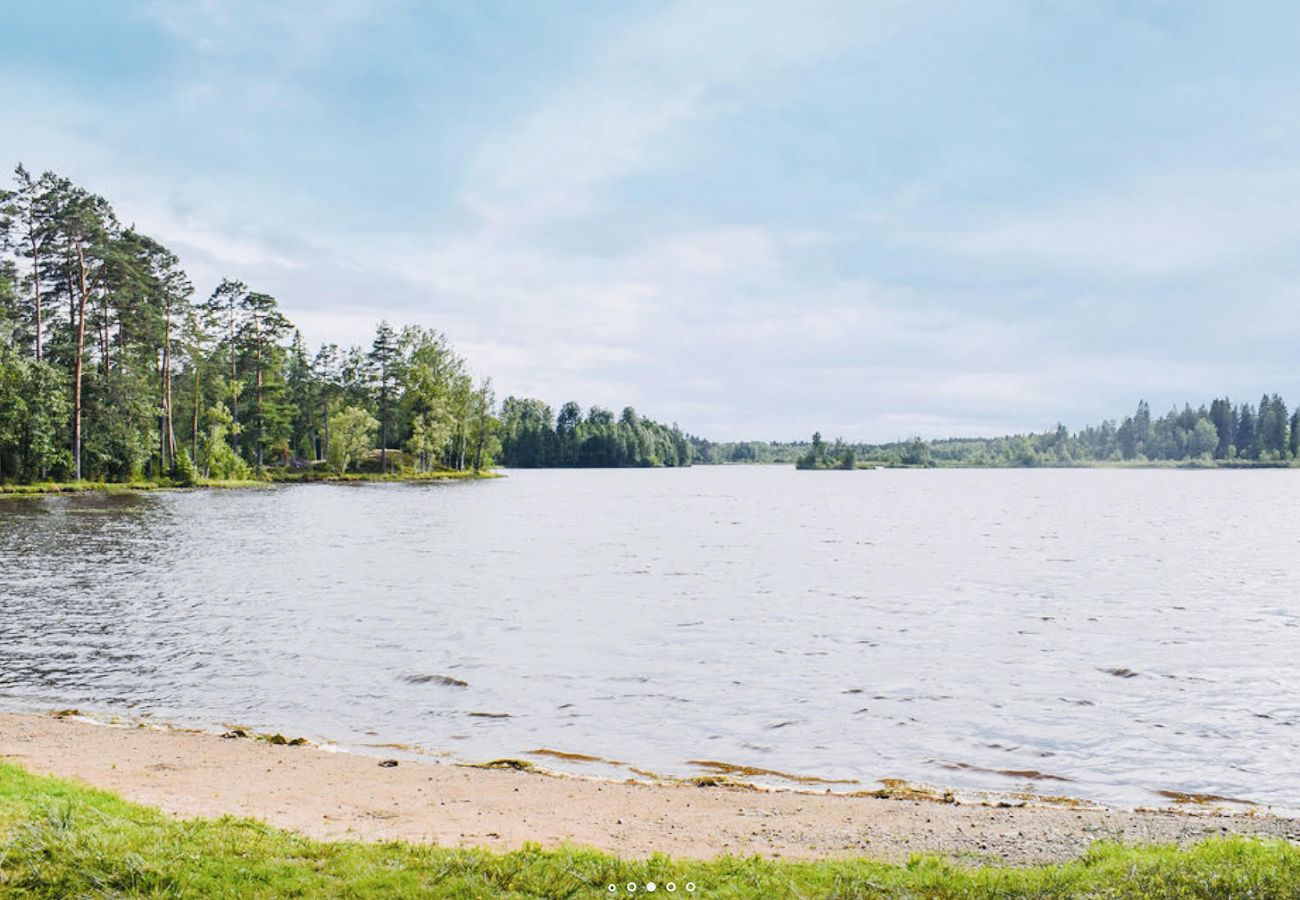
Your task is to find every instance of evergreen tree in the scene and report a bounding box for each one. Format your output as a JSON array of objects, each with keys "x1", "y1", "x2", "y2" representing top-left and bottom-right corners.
[
  {"x1": 369, "y1": 321, "x2": 399, "y2": 473},
  {"x1": 1237, "y1": 403, "x2": 1257, "y2": 460},
  {"x1": 1208, "y1": 397, "x2": 1234, "y2": 459}
]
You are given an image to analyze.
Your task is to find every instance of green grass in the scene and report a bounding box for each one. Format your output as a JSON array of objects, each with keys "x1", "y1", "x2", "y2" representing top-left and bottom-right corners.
[
  {"x1": 0, "y1": 481, "x2": 169, "y2": 495},
  {"x1": 0, "y1": 763, "x2": 1297, "y2": 897},
  {"x1": 264, "y1": 468, "x2": 499, "y2": 484}
]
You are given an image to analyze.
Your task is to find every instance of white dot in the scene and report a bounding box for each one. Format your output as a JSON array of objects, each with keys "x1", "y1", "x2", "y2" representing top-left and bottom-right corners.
[{"x1": 646, "y1": 884, "x2": 656, "y2": 892}]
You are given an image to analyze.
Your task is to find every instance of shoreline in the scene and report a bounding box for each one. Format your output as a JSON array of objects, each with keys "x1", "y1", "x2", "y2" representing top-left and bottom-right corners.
[
  {"x1": 0, "y1": 470, "x2": 500, "y2": 496},
  {"x1": 3, "y1": 461, "x2": 1297, "y2": 495},
  {"x1": 2, "y1": 711, "x2": 1296, "y2": 864}
]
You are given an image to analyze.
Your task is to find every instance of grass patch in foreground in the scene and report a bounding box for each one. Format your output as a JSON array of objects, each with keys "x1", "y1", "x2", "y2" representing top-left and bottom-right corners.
[{"x1": 1, "y1": 763, "x2": 1298, "y2": 898}]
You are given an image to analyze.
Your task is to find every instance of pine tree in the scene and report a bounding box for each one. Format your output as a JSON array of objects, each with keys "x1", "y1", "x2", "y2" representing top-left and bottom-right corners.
[{"x1": 368, "y1": 321, "x2": 399, "y2": 473}]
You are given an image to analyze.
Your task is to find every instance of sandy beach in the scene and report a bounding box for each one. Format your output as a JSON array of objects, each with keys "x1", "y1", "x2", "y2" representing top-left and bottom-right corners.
[{"x1": 1, "y1": 712, "x2": 1296, "y2": 865}]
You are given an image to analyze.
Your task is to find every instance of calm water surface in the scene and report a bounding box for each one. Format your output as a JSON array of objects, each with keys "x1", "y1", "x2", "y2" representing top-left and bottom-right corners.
[{"x1": 1, "y1": 467, "x2": 1297, "y2": 808}]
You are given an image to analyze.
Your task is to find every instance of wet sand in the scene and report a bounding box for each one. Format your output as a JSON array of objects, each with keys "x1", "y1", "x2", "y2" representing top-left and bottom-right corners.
[{"x1": 1, "y1": 712, "x2": 1296, "y2": 864}]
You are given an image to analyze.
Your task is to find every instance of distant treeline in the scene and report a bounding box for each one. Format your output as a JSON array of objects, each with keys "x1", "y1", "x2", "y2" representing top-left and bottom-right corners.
[
  {"x1": 789, "y1": 396, "x2": 1300, "y2": 468},
  {"x1": 0, "y1": 163, "x2": 699, "y2": 484}
]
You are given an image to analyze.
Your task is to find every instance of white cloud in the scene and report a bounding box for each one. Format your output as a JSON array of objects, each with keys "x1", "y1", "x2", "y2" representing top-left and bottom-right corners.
[
  {"x1": 950, "y1": 167, "x2": 1300, "y2": 277},
  {"x1": 460, "y1": 0, "x2": 922, "y2": 231}
]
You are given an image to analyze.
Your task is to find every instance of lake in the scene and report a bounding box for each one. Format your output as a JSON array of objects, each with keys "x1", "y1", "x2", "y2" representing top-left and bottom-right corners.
[{"x1": 1, "y1": 467, "x2": 1296, "y2": 808}]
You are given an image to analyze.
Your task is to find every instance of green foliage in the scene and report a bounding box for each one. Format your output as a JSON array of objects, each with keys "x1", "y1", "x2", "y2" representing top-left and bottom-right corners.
[
  {"x1": 2, "y1": 762, "x2": 1300, "y2": 898},
  {"x1": 498, "y1": 400, "x2": 703, "y2": 468},
  {"x1": 0, "y1": 346, "x2": 69, "y2": 481},
  {"x1": 796, "y1": 432, "x2": 858, "y2": 470},
  {"x1": 200, "y1": 405, "x2": 251, "y2": 481},
  {"x1": 170, "y1": 446, "x2": 198, "y2": 486},
  {"x1": 327, "y1": 405, "x2": 378, "y2": 475}
]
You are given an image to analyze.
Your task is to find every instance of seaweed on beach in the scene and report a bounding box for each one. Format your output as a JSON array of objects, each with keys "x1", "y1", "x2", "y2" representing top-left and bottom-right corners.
[
  {"x1": 526, "y1": 748, "x2": 622, "y2": 765},
  {"x1": 686, "y1": 759, "x2": 858, "y2": 785},
  {"x1": 460, "y1": 758, "x2": 538, "y2": 772}
]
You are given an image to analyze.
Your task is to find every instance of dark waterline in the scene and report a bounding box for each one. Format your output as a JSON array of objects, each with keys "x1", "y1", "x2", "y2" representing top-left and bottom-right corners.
[{"x1": 1, "y1": 467, "x2": 1297, "y2": 808}]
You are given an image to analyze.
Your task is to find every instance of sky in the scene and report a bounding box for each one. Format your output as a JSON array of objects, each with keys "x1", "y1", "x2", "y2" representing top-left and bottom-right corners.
[{"x1": 3, "y1": 1, "x2": 1300, "y2": 441}]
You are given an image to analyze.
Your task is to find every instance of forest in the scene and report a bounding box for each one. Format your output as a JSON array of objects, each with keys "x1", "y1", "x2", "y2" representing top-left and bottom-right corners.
[
  {"x1": 496, "y1": 397, "x2": 712, "y2": 468},
  {"x1": 788, "y1": 396, "x2": 1300, "y2": 468},
  {"x1": 0, "y1": 164, "x2": 704, "y2": 485}
]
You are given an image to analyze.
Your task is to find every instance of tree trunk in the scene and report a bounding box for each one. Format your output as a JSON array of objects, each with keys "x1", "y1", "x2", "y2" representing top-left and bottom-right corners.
[
  {"x1": 254, "y1": 319, "x2": 263, "y2": 467},
  {"x1": 192, "y1": 364, "x2": 201, "y2": 465},
  {"x1": 101, "y1": 293, "x2": 111, "y2": 376},
  {"x1": 228, "y1": 310, "x2": 238, "y2": 449},
  {"x1": 321, "y1": 396, "x2": 330, "y2": 462},
  {"x1": 160, "y1": 299, "x2": 173, "y2": 471},
  {"x1": 73, "y1": 238, "x2": 90, "y2": 481},
  {"x1": 27, "y1": 222, "x2": 41, "y2": 362}
]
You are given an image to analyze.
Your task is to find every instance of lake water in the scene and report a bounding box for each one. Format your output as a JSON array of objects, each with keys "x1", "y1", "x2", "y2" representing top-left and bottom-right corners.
[{"x1": 1, "y1": 467, "x2": 1297, "y2": 808}]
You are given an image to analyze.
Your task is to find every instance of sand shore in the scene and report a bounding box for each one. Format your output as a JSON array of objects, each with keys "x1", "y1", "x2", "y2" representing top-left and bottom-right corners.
[{"x1": 1, "y1": 712, "x2": 1295, "y2": 864}]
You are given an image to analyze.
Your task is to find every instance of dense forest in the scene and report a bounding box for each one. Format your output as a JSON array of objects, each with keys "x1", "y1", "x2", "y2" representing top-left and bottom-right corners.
[
  {"x1": 789, "y1": 396, "x2": 1300, "y2": 468},
  {"x1": 0, "y1": 164, "x2": 702, "y2": 484},
  {"x1": 496, "y1": 397, "x2": 712, "y2": 468}
]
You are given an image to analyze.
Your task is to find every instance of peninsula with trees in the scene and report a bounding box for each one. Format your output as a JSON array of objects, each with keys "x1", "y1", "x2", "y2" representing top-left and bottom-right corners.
[{"x1": 0, "y1": 164, "x2": 709, "y2": 488}]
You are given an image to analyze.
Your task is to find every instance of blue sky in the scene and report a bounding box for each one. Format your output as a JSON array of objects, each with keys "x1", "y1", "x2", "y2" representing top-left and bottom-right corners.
[{"x1": 4, "y1": 1, "x2": 1300, "y2": 440}]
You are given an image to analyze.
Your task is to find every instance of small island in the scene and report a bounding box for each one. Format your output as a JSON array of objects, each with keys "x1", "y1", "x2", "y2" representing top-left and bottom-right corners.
[{"x1": 795, "y1": 432, "x2": 856, "y2": 469}]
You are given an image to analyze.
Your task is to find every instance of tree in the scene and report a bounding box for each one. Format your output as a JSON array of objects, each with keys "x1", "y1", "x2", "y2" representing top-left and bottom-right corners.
[
  {"x1": 397, "y1": 326, "x2": 455, "y2": 471},
  {"x1": 180, "y1": 309, "x2": 211, "y2": 465},
  {"x1": 498, "y1": 396, "x2": 555, "y2": 467},
  {"x1": 199, "y1": 404, "x2": 249, "y2": 480},
  {"x1": 447, "y1": 369, "x2": 475, "y2": 470},
  {"x1": 469, "y1": 377, "x2": 497, "y2": 471},
  {"x1": 406, "y1": 407, "x2": 452, "y2": 472},
  {"x1": 369, "y1": 321, "x2": 399, "y2": 473},
  {"x1": 556, "y1": 401, "x2": 582, "y2": 465},
  {"x1": 201, "y1": 278, "x2": 249, "y2": 448},
  {"x1": 284, "y1": 331, "x2": 316, "y2": 461},
  {"x1": 1188, "y1": 418, "x2": 1218, "y2": 460},
  {"x1": 1133, "y1": 400, "x2": 1151, "y2": 453},
  {"x1": 46, "y1": 180, "x2": 115, "y2": 480},
  {"x1": 1259, "y1": 394, "x2": 1289, "y2": 459},
  {"x1": 0, "y1": 342, "x2": 68, "y2": 480},
  {"x1": 327, "y1": 405, "x2": 377, "y2": 475},
  {"x1": 239, "y1": 291, "x2": 290, "y2": 466},
  {"x1": 1208, "y1": 397, "x2": 1234, "y2": 459},
  {"x1": 311, "y1": 343, "x2": 342, "y2": 462},
  {"x1": 3, "y1": 165, "x2": 54, "y2": 360},
  {"x1": 1237, "y1": 403, "x2": 1257, "y2": 460}
]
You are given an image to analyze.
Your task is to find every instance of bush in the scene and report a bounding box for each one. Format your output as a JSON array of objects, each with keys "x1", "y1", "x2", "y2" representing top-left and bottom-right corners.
[{"x1": 171, "y1": 448, "x2": 198, "y2": 486}]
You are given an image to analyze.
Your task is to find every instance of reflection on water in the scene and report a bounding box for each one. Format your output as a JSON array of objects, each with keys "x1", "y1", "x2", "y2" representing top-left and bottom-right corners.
[{"x1": 1, "y1": 468, "x2": 1298, "y2": 807}]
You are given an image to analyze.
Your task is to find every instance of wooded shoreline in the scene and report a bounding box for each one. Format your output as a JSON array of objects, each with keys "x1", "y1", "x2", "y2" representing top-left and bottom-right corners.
[{"x1": 0, "y1": 468, "x2": 499, "y2": 495}]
